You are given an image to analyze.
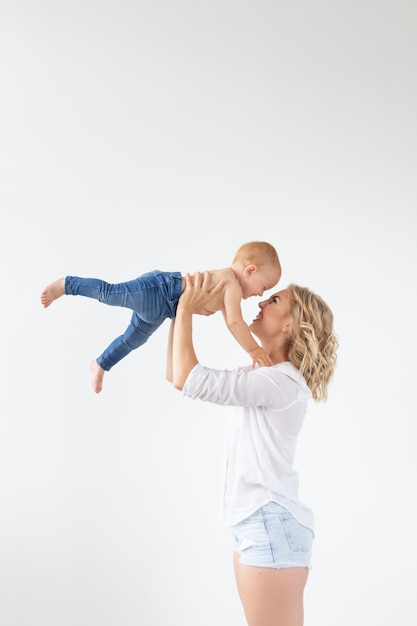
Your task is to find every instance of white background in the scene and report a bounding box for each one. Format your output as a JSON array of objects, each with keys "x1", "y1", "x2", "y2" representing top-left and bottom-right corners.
[{"x1": 1, "y1": 1, "x2": 416, "y2": 624}]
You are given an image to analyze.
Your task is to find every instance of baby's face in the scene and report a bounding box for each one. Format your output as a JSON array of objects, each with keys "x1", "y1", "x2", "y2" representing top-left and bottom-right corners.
[{"x1": 241, "y1": 264, "x2": 281, "y2": 299}]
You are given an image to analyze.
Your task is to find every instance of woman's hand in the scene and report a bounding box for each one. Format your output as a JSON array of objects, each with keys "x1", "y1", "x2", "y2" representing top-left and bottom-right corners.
[
  {"x1": 178, "y1": 272, "x2": 224, "y2": 316},
  {"x1": 170, "y1": 272, "x2": 225, "y2": 390}
]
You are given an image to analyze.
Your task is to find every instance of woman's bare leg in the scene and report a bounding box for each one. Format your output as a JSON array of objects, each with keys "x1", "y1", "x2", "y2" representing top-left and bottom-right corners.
[
  {"x1": 40, "y1": 278, "x2": 65, "y2": 308},
  {"x1": 90, "y1": 360, "x2": 105, "y2": 393},
  {"x1": 233, "y1": 552, "x2": 309, "y2": 626}
]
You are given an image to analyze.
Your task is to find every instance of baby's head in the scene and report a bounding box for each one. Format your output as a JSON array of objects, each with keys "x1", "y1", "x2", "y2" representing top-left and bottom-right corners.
[{"x1": 232, "y1": 241, "x2": 281, "y2": 299}]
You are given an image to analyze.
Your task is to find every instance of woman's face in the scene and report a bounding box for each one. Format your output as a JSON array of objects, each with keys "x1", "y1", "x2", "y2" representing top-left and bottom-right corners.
[{"x1": 249, "y1": 288, "x2": 292, "y2": 340}]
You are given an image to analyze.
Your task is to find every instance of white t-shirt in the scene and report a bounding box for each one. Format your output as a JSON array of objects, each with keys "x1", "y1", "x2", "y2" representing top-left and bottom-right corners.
[{"x1": 182, "y1": 361, "x2": 315, "y2": 531}]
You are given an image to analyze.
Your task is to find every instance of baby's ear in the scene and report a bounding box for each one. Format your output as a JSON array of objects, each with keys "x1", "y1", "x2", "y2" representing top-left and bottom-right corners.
[{"x1": 244, "y1": 264, "x2": 257, "y2": 277}]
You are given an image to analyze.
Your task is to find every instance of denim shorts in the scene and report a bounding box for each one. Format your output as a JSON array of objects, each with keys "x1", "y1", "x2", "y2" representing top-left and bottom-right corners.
[{"x1": 231, "y1": 502, "x2": 314, "y2": 569}]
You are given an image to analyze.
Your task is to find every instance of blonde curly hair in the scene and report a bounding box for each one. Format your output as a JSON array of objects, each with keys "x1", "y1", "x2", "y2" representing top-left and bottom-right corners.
[{"x1": 287, "y1": 284, "x2": 338, "y2": 403}]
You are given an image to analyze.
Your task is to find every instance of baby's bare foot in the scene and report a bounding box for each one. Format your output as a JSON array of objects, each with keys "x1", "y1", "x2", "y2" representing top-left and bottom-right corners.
[
  {"x1": 40, "y1": 278, "x2": 65, "y2": 308},
  {"x1": 90, "y1": 360, "x2": 105, "y2": 393}
]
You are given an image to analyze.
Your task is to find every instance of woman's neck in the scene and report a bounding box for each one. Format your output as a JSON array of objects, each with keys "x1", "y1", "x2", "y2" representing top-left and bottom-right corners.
[{"x1": 265, "y1": 343, "x2": 289, "y2": 365}]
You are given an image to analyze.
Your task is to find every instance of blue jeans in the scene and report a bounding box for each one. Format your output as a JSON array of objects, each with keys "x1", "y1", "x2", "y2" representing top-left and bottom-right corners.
[{"x1": 65, "y1": 270, "x2": 183, "y2": 371}]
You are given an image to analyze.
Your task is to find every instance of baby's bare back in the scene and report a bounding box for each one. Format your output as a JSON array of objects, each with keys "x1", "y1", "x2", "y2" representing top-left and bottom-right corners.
[{"x1": 188, "y1": 267, "x2": 238, "y2": 313}]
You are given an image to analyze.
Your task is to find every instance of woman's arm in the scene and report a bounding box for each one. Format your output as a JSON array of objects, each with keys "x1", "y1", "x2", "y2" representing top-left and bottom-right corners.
[
  {"x1": 169, "y1": 272, "x2": 224, "y2": 390},
  {"x1": 165, "y1": 318, "x2": 175, "y2": 384},
  {"x1": 172, "y1": 299, "x2": 197, "y2": 390}
]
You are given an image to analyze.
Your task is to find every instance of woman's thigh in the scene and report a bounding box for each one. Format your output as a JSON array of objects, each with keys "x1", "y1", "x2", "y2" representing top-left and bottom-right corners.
[{"x1": 234, "y1": 553, "x2": 308, "y2": 626}]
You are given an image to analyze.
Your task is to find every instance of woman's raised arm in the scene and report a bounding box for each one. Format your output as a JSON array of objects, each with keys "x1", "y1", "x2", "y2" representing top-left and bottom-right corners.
[{"x1": 168, "y1": 272, "x2": 224, "y2": 390}]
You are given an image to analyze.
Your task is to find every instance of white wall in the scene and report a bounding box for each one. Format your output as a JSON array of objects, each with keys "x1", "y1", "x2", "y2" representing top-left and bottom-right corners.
[{"x1": 1, "y1": 1, "x2": 416, "y2": 624}]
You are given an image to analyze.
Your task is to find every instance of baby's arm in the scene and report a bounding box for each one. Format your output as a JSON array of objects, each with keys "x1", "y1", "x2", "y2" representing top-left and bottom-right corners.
[{"x1": 222, "y1": 282, "x2": 273, "y2": 367}]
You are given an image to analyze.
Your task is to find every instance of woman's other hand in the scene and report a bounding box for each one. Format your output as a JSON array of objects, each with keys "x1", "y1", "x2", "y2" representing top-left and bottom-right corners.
[{"x1": 179, "y1": 271, "x2": 224, "y2": 316}]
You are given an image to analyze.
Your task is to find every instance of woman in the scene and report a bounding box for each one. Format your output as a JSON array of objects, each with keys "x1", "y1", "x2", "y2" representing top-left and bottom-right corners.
[{"x1": 166, "y1": 272, "x2": 338, "y2": 626}]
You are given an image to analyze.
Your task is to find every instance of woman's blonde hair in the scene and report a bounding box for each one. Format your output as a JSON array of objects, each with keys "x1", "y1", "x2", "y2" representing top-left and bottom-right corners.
[{"x1": 287, "y1": 284, "x2": 338, "y2": 403}]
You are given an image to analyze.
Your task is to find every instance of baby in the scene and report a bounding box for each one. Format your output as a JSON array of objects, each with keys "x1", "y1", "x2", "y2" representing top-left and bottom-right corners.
[{"x1": 41, "y1": 241, "x2": 281, "y2": 392}]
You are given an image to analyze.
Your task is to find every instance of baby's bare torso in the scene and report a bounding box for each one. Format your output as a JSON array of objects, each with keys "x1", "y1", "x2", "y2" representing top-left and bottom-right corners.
[{"x1": 182, "y1": 267, "x2": 238, "y2": 313}]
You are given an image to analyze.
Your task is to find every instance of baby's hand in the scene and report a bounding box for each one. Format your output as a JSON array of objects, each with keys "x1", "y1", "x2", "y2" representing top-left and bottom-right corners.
[{"x1": 249, "y1": 346, "x2": 273, "y2": 368}]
